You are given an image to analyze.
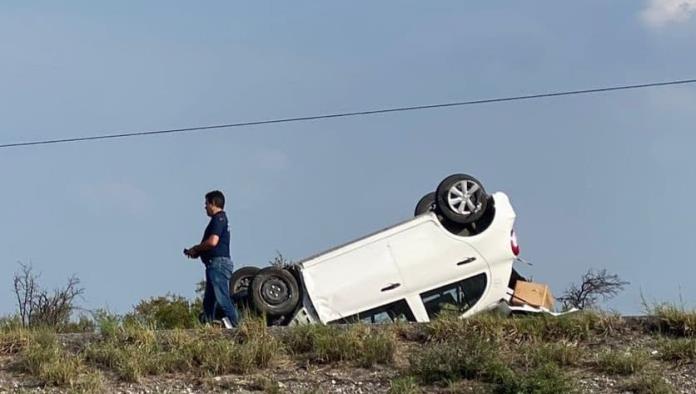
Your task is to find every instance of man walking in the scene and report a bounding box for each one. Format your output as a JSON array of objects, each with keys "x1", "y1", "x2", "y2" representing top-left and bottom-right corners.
[{"x1": 184, "y1": 190, "x2": 239, "y2": 328}]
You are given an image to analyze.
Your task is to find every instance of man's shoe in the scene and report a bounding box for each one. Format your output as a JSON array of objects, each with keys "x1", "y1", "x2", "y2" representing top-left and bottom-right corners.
[{"x1": 221, "y1": 317, "x2": 235, "y2": 329}]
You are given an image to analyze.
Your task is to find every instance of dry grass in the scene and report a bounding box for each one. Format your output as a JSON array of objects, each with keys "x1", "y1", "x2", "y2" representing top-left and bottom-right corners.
[
  {"x1": 0, "y1": 326, "x2": 30, "y2": 355},
  {"x1": 388, "y1": 376, "x2": 422, "y2": 394},
  {"x1": 424, "y1": 311, "x2": 624, "y2": 344},
  {"x1": 2, "y1": 308, "x2": 694, "y2": 393},
  {"x1": 282, "y1": 323, "x2": 396, "y2": 367},
  {"x1": 85, "y1": 317, "x2": 282, "y2": 382},
  {"x1": 621, "y1": 373, "x2": 676, "y2": 394},
  {"x1": 657, "y1": 337, "x2": 696, "y2": 362},
  {"x1": 407, "y1": 334, "x2": 577, "y2": 393},
  {"x1": 18, "y1": 330, "x2": 103, "y2": 392},
  {"x1": 525, "y1": 342, "x2": 585, "y2": 367},
  {"x1": 593, "y1": 349, "x2": 650, "y2": 375},
  {"x1": 650, "y1": 304, "x2": 696, "y2": 337}
]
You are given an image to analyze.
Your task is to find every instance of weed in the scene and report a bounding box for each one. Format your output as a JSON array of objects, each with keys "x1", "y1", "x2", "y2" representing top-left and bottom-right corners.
[
  {"x1": 19, "y1": 330, "x2": 102, "y2": 391},
  {"x1": 388, "y1": 376, "x2": 421, "y2": 394},
  {"x1": 426, "y1": 311, "x2": 623, "y2": 345},
  {"x1": 657, "y1": 338, "x2": 696, "y2": 362},
  {"x1": 594, "y1": 349, "x2": 649, "y2": 375},
  {"x1": 250, "y1": 376, "x2": 282, "y2": 393},
  {"x1": 85, "y1": 321, "x2": 281, "y2": 381},
  {"x1": 525, "y1": 342, "x2": 584, "y2": 367},
  {"x1": 283, "y1": 324, "x2": 395, "y2": 367},
  {"x1": 650, "y1": 304, "x2": 696, "y2": 337},
  {"x1": 0, "y1": 326, "x2": 30, "y2": 355},
  {"x1": 409, "y1": 335, "x2": 497, "y2": 384},
  {"x1": 622, "y1": 373, "x2": 675, "y2": 394},
  {"x1": 501, "y1": 363, "x2": 576, "y2": 394}
]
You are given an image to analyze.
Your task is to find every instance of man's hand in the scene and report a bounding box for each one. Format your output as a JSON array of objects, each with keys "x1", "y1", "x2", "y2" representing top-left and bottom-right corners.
[{"x1": 184, "y1": 247, "x2": 199, "y2": 259}]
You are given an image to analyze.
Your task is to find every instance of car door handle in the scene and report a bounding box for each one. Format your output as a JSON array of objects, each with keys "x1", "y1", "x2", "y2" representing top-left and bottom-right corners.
[
  {"x1": 381, "y1": 283, "x2": 401, "y2": 292},
  {"x1": 457, "y1": 257, "x2": 477, "y2": 266}
]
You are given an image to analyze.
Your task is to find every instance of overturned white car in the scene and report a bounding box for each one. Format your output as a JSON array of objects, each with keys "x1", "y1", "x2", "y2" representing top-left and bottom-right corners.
[{"x1": 230, "y1": 174, "x2": 532, "y2": 325}]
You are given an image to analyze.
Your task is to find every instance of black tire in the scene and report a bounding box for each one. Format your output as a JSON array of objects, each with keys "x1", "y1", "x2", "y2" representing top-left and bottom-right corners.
[
  {"x1": 229, "y1": 266, "x2": 261, "y2": 309},
  {"x1": 414, "y1": 192, "x2": 437, "y2": 216},
  {"x1": 435, "y1": 174, "x2": 488, "y2": 224},
  {"x1": 249, "y1": 267, "x2": 300, "y2": 317}
]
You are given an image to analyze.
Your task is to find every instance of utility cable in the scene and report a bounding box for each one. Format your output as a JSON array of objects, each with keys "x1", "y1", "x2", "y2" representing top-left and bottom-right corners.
[{"x1": 1, "y1": 78, "x2": 695, "y2": 149}]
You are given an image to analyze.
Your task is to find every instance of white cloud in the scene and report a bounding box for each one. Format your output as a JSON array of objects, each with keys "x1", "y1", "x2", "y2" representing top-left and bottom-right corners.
[
  {"x1": 78, "y1": 182, "x2": 151, "y2": 216},
  {"x1": 252, "y1": 148, "x2": 290, "y2": 172},
  {"x1": 641, "y1": 0, "x2": 696, "y2": 27}
]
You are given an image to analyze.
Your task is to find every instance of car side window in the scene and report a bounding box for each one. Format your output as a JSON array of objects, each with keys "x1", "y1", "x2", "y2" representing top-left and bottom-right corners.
[
  {"x1": 420, "y1": 273, "x2": 487, "y2": 319},
  {"x1": 331, "y1": 299, "x2": 416, "y2": 324}
]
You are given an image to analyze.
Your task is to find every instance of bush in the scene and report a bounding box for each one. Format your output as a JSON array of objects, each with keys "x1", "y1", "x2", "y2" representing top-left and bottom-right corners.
[
  {"x1": 12, "y1": 262, "x2": 85, "y2": 329},
  {"x1": 126, "y1": 294, "x2": 200, "y2": 329}
]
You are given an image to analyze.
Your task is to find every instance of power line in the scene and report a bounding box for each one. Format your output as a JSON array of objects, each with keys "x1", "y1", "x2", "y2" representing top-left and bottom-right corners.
[{"x1": 2, "y1": 78, "x2": 695, "y2": 149}]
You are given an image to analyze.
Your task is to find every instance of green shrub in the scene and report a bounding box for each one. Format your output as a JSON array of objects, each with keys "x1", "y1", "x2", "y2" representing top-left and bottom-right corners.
[
  {"x1": 92, "y1": 308, "x2": 122, "y2": 338},
  {"x1": 127, "y1": 294, "x2": 200, "y2": 329},
  {"x1": 594, "y1": 349, "x2": 649, "y2": 375}
]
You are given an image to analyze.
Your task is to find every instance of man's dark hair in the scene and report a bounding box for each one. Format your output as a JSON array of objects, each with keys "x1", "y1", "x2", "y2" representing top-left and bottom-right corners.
[{"x1": 205, "y1": 190, "x2": 225, "y2": 209}]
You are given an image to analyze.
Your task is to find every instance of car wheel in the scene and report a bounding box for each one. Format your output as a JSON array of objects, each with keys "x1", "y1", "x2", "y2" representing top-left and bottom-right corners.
[
  {"x1": 414, "y1": 192, "x2": 437, "y2": 216},
  {"x1": 435, "y1": 174, "x2": 488, "y2": 224},
  {"x1": 229, "y1": 266, "x2": 261, "y2": 305},
  {"x1": 250, "y1": 267, "x2": 300, "y2": 317}
]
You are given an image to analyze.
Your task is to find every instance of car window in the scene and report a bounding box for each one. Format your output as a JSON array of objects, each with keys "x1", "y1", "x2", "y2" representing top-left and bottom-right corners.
[
  {"x1": 420, "y1": 273, "x2": 487, "y2": 319},
  {"x1": 331, "y1": 299, "x2": 416, "y2": 324}
]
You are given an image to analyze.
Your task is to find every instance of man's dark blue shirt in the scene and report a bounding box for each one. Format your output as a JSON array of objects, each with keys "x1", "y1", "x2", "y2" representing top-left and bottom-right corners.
[{"x1": 200, "y1": 211, "x2": 230, "y2": 263}]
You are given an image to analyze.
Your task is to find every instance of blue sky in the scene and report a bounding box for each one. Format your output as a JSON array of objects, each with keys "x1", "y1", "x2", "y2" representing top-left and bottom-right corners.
[{"x1": 1, "y1": 1, "x2": 695, "y2": 316}]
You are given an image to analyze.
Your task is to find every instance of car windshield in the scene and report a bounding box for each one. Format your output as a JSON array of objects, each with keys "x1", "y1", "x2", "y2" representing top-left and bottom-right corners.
[{"x1": 420, "y1": 273, "x2": 487, "y2": 319}]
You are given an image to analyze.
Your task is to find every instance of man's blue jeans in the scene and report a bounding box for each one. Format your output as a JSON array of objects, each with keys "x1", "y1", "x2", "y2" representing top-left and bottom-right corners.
[{"x1": 203, "y1": 257, "x2": 239, "y2": 326}]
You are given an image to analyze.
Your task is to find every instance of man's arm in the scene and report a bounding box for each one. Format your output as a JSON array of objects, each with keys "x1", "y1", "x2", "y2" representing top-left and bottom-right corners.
[{"x1": 184, "y1": 235, "x2": 220, "y2": 258}]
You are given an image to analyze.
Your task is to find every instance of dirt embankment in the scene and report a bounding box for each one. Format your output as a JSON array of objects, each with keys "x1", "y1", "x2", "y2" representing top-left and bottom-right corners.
[{"x1": 1, "y1": 314, "x2": 695, "y2": 393}]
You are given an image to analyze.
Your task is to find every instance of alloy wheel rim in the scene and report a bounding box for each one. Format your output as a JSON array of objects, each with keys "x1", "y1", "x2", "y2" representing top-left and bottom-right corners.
[{"x1": 447, "y1": 180, "x2": 482, "y2": 216}]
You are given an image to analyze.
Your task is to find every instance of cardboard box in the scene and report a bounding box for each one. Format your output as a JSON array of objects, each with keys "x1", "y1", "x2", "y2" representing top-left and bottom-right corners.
[{"x1": 512, "y1": 281, "x2": 555, "y2": 310}]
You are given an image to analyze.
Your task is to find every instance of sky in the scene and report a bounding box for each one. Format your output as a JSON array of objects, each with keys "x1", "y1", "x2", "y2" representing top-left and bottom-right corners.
[{"x1": 1, "y1": 1, "x2": 695, "y2": 316}]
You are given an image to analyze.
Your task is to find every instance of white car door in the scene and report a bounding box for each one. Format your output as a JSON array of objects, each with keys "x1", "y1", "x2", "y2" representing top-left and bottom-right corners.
[
  {"x1": 300, "y1": 238, "x2": 407, "y2": 323},
  {"x1": 387, "y1": 217, "x2": 490, "y2": 295}
]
